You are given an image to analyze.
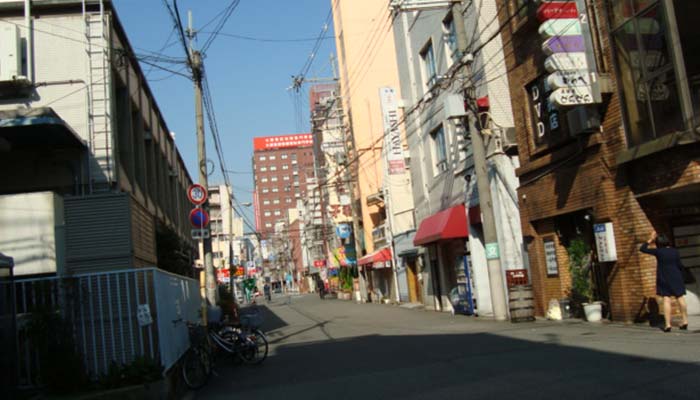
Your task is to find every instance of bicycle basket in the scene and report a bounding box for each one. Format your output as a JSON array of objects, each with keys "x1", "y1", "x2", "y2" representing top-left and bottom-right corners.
[
  {"x1": 239, "y1": 311, "x2": 263, "y2": 329},
  {"x1": 187, "y1": 323, "x2": 208, "y2": 345}
]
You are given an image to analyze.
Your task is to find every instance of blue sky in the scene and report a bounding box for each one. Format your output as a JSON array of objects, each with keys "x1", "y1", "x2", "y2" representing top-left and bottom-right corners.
[{"x1": 114, "y1": 0, "x2": 336, "y2": 225}]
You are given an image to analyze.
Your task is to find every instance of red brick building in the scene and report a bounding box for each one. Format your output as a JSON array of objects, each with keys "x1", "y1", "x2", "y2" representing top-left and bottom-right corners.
[
  {"x1": 252, "y1": 134, "x2": 315, "y2": 239},
  {"x1": 498, "y1": 0, "x2": 700, "y2": 322}
]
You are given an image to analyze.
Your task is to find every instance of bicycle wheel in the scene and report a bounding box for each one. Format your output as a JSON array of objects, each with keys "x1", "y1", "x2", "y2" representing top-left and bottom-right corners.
[
  {"x1": 182, "y1": 348, "x2": 210, "y2": 390},
  {"x1": 242, "y1": 329, "x2": 268, "y2": 365}
]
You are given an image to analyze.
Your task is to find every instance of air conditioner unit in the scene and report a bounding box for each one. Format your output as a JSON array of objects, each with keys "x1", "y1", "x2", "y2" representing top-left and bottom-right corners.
[
  {"x1": 0, "y1": 23, "x2": 24, "y2": 82},
  {"x1": 501, "y1": 127, "x2": 517, "y2": 148},
  {"x1": 567, "y1": 106, "x2": 601, "y2": 136}
]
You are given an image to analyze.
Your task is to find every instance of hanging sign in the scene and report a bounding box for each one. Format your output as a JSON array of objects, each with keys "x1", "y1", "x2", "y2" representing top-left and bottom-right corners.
[
  {"x1": 538, "y1": 19, "x2": 582, "y2": 37},
  {"x1": 537, "y1": 1, "x2": 578, "y2": 21},
  {"x1": 544, "y1": 53, "x2": 589, "y2": 72},
  {"x1": 542, "y1": 35, "x2": 585, "y2": 55},
  {"x1": 546, "y1": 70, "x2": 591, "y2": 89},
  {"x1": 544, "y1": 238, "x2": 559, "y2": 277},
  {"x1": 379, "y1": 87, "x2": 406, "y2": 175}
]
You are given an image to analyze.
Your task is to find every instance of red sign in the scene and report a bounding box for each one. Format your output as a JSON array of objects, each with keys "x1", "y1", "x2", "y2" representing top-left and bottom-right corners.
[
  {"x1": 537, "y1": 1, "x2": 578, "y2": 22},
  {"x1": 313, "y1": 260, "x2": 326, "y2": 268},
  {"x1": 253, "y1": 134, "x2": 313, "y2": 151},
  {"x1": 187, "y1": 184, "x2": 207, "y2": 206},
  {"x1": 189, "y1": 208, "x2": 209, "y2": 228},
  {"x1": 217, "y1": 268, "x2": 230, "y2": 284}
]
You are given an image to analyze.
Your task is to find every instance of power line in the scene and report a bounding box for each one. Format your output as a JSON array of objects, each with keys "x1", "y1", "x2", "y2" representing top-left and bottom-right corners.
[{"x1": 201, "y1": 0, "x2": 240, "y2": 53}]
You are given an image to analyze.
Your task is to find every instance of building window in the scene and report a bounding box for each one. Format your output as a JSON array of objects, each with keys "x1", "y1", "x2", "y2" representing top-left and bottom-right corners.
[
  {"x1": 291, "y1": 153, "x2": 297, "y2": 160},
  {"x1": 274, "y1": 210, "x2": 281, "y2": 216},
  {"x1": 272, "y1": 187, "x2": 279, "y2": 193},
  {"x1": 265, "y1": 223, "x2": 272, "y2": 228},
  {"x1": 443, "y1": 13, "x2": 458, "y2": 65},
  {"x1": 430, "y1": 125, "x2": 448, "y2": 174},
  {"x1": 270, "y1": 165, "x2": 277, "y2": 171},
  {"x1": 281, "y1": 154, "x2": 288, "y2": 159},
  {"x1": 610, "y1": 0, "x2": 686, "y2": 147},
  {"x1": 283, "y1": 175, "x2": 290, "y2": 181},
  {"x1": 273, "y1": 199, "x2": 280, "y2": 204},
  {"x1": 263, "y1": 200, "x2": 270, "y2": 205},
  {"x1": 261, "y1": 177, "x2": 268, "y2": 183},
  {"x1": 260, "y1": 166, "x2": 267, "y2": 172},
  {"x1": 259, "y1": 155, "x2": 266, "y2": 161},
  {"x1": 269, "y1": 155, "x2": 276, "y2": 160},
  {"x1": 271, "y1": 176, "x2": 278, "y2": 182},
  {"x1": 282, "y1": 165, "x2": 289, "y2": 170},
  {"x1": 420, "y1": 40, "x2": 438, "y2": 88},
  {"x1": 264, "y1": 211, "x2": 271, "y2": 217},
  {"x1": 286, "y1": 198, "x2": 292, "y2": 203},
  {"x1": 262, "y1": 188, "x2": 269, "y2": 194}
]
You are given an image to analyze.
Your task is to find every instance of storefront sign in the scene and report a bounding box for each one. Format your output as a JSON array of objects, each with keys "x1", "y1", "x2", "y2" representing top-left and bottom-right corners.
[
  {"x1": 379, "y1": 87, "x2": 406, "y2": 175},
  {"x1": 485, "y1": 242, "x2": 500, "y2": 260},
  {"x1": 528, "y1": 77, "x2": 562, "y2": 145},
  {"x1": 253, "y1": 134, "x2": 313, "y2": 150},
  {"x1": 336, "y1": 223, "x2": 352, "y2": 239},
  {"x1": 549, "y1": 87, "x2": 595, "y2": 106},
  {"x1": 539, "y1": 0, "x2": 602, "y2": 107},
  {"x1": 594, "y1": 222, "x2": 618, "y2": 262},
  {"x1": 544, "y1": 238, "x2": 559, "y2": 276}
]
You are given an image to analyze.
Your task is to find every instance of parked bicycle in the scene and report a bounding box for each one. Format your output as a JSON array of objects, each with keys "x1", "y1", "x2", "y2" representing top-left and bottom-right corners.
[{"x1": 181, "y1": 306, "x2": 269, "y2": 390}]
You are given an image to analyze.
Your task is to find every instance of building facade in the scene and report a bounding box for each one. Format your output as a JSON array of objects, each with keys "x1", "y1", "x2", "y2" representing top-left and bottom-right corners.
[
  {"x1": 252, "y1": 134, "x2": 315, "y2": 239},
  {"x1": 0, "y1": 0, "x2": 194, "y2": 277},
  {"x1": 498, "y1": 0, "x2": 700, "y2": 321},
  {"x1": 390, "y1": 0, "x2": 525, "y2": 315}
]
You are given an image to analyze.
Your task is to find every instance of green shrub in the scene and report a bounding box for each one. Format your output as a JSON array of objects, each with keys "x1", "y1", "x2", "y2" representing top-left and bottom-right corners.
[{"x1": 567, "y1": 238, "x2": 593, "y2": 306}]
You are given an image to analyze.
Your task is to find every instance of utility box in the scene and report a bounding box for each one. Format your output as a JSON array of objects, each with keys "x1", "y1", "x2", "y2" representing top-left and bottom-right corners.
[{"x1": 0, "y1": 22, "x2": 23, "y2": 81}]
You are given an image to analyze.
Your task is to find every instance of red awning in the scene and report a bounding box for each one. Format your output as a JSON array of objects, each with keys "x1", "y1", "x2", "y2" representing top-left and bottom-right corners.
[
  {"x1": 413, "y1": 204, "x2": 469, "y2": 246},
  {"x1": 358, "y1": 246, "x2": 392, "y2": 266}
]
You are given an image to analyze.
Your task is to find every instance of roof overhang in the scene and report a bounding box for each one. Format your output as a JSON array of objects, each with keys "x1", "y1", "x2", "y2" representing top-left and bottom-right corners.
[
  {"x1": 0, "y1": 107, "x2": 86, "y2": 151},
  {"x1": 414, "y1": 204, "x2": 468, "y2": 246}
]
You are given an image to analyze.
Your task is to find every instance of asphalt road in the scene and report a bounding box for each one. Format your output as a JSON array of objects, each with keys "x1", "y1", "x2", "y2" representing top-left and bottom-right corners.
[{"x1": 188, "y1": 294, "x2": 700, "y2": 400}]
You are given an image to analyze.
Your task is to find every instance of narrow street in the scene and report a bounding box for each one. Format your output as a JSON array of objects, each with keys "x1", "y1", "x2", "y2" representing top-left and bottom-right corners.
[{"x1": 190, "y1": 295, "x2": 700, "y2": 400}]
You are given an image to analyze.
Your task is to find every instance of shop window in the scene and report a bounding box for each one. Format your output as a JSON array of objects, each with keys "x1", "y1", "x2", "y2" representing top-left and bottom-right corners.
[{"x1": 610, "y1": 0, "x2": 685, "y2": 146}]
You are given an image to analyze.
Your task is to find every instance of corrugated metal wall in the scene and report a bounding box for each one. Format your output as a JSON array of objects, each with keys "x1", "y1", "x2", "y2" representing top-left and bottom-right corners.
[{"x1": 64, "y1": 193, "x2": 132, "y2": 274}]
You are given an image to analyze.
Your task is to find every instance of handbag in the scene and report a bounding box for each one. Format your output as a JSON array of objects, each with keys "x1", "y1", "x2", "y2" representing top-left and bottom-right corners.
[{"x1": 682, "y1": 266, "x2": 696, "y2": 284}]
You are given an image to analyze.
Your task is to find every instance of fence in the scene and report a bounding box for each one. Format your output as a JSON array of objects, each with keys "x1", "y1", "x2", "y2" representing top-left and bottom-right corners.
[{"x1": 7, "y1": 268, "x2": 200, "y2": 387}]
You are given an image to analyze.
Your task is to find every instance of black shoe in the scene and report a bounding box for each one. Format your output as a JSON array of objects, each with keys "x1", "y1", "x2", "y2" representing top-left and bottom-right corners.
[
  {"x1": 663, "y1": 326, "x2": 672, "y2": 332},
  {"x1": 680, "y1": 324, "x2": 688, "y2": 330}
]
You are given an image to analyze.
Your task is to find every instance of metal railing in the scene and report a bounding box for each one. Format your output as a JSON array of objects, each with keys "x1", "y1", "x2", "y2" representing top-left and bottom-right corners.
[{"x1": 6, "y1": 267, "x2": 199, "y2": 386}]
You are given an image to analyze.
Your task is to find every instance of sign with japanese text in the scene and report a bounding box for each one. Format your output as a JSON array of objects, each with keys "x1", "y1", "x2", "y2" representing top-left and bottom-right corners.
[
  {"x1": 544, "y1": 238, "x2": 559, "y2": 276},
  {"x1": 253, "y1": 134, "x2": 313, "y2": 151},
  {"x1": 594, "y1": 222, "x2": 618, "y2": 262},
  {"x1": 379, "y1": 87, "x2": 406, "y2": 175}
]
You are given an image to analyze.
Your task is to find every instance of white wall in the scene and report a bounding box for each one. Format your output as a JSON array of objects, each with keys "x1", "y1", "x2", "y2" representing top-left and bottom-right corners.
[{"x1": 0, "y1": 192, "x2": 64, "y2": 276}]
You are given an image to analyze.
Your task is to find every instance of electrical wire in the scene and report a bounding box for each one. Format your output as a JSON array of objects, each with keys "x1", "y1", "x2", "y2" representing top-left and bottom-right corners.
[{"x1": 201, "y1": 0, "x2": 240, "y2": 54}]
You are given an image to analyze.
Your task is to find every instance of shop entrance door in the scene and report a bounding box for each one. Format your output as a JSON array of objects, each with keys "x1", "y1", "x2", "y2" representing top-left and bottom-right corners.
[
  {"x1": 673, "y1": 224, "x2": 700, "y2": 315},
  {"x1": 406, "y1": 257, "x2": 422, "y2": 303}
]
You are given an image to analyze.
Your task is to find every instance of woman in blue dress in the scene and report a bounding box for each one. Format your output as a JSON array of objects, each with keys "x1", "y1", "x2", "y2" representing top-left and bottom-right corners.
[{"x1": 640, "y1": 231, "x2": 689, "y2": 332}]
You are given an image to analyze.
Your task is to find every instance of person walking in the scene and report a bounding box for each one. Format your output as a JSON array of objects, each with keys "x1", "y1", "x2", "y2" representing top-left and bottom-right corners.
[{"x1": 640, "y1": 231, "x2": 689, "y2": 332}]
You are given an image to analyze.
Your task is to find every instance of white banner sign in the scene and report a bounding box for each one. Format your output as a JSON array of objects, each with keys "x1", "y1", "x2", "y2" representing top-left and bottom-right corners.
[
  {"x1": 594, "y1": 223, "x2": 618, "y2": 262},
  {"x1": 379, "y1": 87, "x2": 406, "y2": 175},
  {"x1": 544, "y1": 53, "x2": 589, "y2": 72},
  {"x1": 549, "y1": 87, "x2": 595, "y2": 107},
  {"x1": 546, "y1": 70, "x2": 591, "y2": 89}
]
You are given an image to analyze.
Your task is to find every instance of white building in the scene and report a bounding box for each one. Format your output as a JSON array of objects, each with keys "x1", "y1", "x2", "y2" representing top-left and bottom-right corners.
[
  {"x1": 391, "y1": 0, "x2": 526, "y2": 315},
  {"x1": 0, "y1": 0, "x2": 194, "y2": 277}
]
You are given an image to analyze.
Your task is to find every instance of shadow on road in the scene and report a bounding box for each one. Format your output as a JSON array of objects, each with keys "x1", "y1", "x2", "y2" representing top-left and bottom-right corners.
[{"x1": 202, "y1": 330, "x2": 700, "y2": 399}]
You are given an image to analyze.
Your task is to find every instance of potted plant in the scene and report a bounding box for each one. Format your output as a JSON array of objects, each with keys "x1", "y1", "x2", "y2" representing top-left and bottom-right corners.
[{"x1": 567, "y1": 238, "x2": 602, "y2": 322}]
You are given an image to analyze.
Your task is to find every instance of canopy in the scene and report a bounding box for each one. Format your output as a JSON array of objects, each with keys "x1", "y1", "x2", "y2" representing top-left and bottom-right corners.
[
  {"x1": 357, "y1": 246, "x2": 392, "y2": 267},
  {"x1": 413, "y1": 204, "x2": 468, "y2": 246}
]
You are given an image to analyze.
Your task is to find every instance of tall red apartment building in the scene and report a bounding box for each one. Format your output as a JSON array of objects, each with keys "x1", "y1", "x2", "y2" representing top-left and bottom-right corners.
[{"x1": 252, "y1": 134, "x2": 315, "y2": 239}]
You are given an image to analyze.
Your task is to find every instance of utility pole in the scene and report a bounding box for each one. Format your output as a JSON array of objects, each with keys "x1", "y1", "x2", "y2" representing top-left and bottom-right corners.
[
  {"x1": 451, "y1": 1, "x2": 507, "y2": 320},
  {"x1": 188, "y1": 11, "x2": 217, "y2": 307}
]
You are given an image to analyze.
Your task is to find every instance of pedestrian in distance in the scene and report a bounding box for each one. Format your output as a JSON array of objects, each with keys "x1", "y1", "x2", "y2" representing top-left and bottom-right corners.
[{"x1": 639, "y1": 231, "x2": 689, "y2": 332}]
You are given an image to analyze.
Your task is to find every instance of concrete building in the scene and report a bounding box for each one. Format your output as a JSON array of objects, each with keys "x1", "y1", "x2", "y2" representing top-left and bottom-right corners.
[
  {"x1": 252, "y1": 134, "x2": 315, "y2": 239},
  {"x1": 497, "y1": 0, "x2": 700, "y2": 321},
  {"x1": 332, "y1": 0, "x2": 416, "y2": 303},
  {"x1": 390, "y1": 0, "x2": 525, "y2": 314},
  {"x1": 0, "y1": 0, "x2": 194, "y2": 277},
  {"x1": 195, "y1": 185, "x2": 244, "y2": 275}
]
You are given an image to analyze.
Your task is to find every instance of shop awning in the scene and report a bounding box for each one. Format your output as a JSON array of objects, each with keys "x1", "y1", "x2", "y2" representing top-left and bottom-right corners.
[
  {"x1": 358, "y1": 246, "x2": 392, "y2": 266},
  {"x1": 413, "y1": 204, "x2": 468, "y2": 246}
]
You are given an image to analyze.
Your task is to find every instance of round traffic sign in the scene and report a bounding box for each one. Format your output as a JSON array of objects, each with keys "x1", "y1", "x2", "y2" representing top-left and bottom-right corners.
[
  {"x1": 187, "y1": 184, "x2": 208, "y2": 205},
  {"x1": 189, "y1": 208, "x2": 209, "y2": 228}
]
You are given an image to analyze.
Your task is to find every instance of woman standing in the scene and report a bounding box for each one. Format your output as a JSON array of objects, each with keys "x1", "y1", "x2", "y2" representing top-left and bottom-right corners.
[{"x1": 640, "y1": 231, "x2": 689, "y2": 332}]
